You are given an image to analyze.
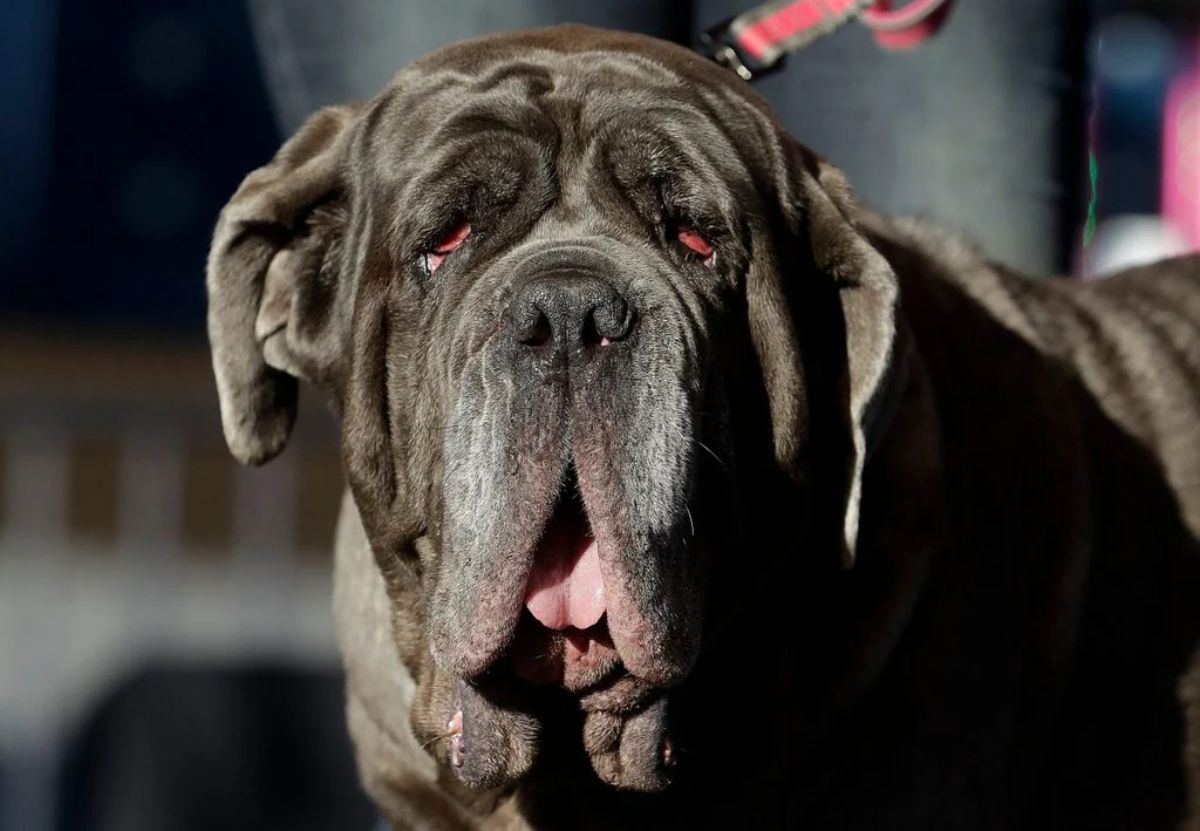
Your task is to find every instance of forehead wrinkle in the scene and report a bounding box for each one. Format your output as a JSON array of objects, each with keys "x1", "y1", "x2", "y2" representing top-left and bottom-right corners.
[
  {"x1": 470, "y1": 60, "x2": 555, "y2": 95},
  {"x1": 550, "y1": 49, "x2": 681, "y2": 89},
  {"x1": 574, "y1": 92, "x2": 742, "y2": 174},
  {"x1": 581, "y1": 76, "x2": 771, "y2": 214},
  {"x1": 413, "y1": 40, "x2": 682, "y2": 89},
  {"x1": 368, "y1": 74, "x2": 550, "y2": 168},
  {"x1": 430, "y1": 108, "x2": 540, "y2": 149},
  {"x1": 588, "y1": 118, "x2": 740, "y2": 205}
]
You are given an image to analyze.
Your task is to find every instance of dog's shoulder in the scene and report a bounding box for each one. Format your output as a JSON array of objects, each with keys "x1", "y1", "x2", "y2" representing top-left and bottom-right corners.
[
  {"x1": 1080, "y1": 253, "x2": 1200, "y2": 333},
  {"x1": 863, "y1": 213, "x2": 1200, "y2": 399},
  {"x1": 857, "y1": 212, "x2": 1060, "y2": 348},
  {"x1": 1063, "y1": 256, "x2": 1200, "y2": 535},
  {"x1": 865, "y1": 211, "x2": 1200, "y2": 535}
]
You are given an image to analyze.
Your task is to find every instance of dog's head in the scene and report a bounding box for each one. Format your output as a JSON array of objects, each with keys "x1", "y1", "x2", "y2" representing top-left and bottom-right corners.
[{"x1": 208, "y1": 26, "x2": 899, "y2": 793}]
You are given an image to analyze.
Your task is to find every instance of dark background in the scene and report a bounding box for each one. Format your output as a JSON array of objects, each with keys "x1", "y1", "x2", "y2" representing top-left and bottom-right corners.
[{"x1": 2, "y1": 0, "x2": 278, "y2": 330}]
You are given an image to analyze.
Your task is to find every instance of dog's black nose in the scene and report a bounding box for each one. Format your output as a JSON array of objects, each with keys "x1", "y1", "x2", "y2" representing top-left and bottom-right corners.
[{"x1": 507, "y1": 273, "x2": 632, "y2": 349}]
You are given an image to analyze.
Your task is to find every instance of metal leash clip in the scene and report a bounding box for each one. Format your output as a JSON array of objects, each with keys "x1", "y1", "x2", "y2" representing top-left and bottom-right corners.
[{"x1": 697, "y1": 18, "x2": 787, "y2": 82}]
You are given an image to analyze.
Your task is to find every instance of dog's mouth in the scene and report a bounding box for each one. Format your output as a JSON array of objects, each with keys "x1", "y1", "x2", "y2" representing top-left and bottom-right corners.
[
  {"x1": 433, "y1": 426, "x2": 703, "y2": 700},
  {"x1": 433, "y1": 429, "x2": 705, "y2": 790},
  {"x1": 507, "y1": 471, "x2": 624, "y2": 692},
  {"x1": 524, "y1": 478, "x2": 606, "y2": 631}
]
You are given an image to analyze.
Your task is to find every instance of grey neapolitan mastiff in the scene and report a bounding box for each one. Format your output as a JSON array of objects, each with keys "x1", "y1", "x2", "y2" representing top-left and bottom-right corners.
[{"x1": 207, "y1": 26, "x2": 1200, "y2": 830}]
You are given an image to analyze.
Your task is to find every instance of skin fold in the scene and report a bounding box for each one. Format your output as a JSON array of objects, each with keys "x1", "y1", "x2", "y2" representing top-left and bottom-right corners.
[{"x1": 207, "y1": 26, "x2": 1200, "y2": 830}]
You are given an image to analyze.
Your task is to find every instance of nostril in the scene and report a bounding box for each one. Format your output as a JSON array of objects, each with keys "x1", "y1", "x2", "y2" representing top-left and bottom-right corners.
[
  {"x1": 515, "y1": 305, "x2": 552, "y2": 347},
  {"x1": 586, "y1": 297, "x2": 632, "y2": 347}
]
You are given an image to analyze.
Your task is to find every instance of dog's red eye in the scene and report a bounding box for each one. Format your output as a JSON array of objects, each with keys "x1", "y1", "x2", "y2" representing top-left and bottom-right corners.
[
  {"x1": 677, "y1": 228, "x2": 715, "y2": 267},
  {"x1": 424, "y1": 221, "x2": 472, "y2": 272}
]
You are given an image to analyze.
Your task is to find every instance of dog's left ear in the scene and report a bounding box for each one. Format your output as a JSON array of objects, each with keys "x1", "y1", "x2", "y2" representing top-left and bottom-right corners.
[
  {"x1": 750, "y1": 141, "x2": 901, "y2": 568},
  {"x1": 800, "y1": 149, "x2": 901, "y2": 567}
]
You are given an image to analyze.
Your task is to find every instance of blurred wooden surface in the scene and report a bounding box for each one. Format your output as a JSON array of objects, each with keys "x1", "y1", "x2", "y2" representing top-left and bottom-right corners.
[{"x1": 0, "y1": 328, "x2": 344, "y2": 557}]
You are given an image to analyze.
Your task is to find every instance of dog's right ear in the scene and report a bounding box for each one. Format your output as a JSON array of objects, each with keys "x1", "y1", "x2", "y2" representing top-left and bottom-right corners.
[{"x1": 207, "y1": 104, "x2": 362, "y2": 466}]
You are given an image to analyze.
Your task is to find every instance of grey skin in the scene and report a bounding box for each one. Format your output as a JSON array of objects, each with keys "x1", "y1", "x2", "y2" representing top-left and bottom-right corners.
[{"x1": 208, "y1": 26, "x2": 1200, "y2": 830}]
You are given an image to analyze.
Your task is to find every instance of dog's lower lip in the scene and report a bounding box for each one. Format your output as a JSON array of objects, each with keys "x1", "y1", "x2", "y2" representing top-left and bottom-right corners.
[
  {"x1": 563, "y1": 617, "x2": 615, "y2": 662},
  {"x1": 507, "y1": 612, "x2": 620, "y2": 690}
]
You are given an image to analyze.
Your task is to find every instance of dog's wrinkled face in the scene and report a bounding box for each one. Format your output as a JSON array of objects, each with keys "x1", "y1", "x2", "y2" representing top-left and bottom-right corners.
[
  {"x1": 208, "y1": 26, "x2": 899, "y2": 793},
  {"x1": 402, "y1": 53, "x2": 755, "y2": 694}
]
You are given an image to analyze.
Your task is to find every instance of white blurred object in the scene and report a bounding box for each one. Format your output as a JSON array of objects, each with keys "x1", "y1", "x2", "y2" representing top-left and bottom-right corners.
[{"x1": 1083, "y1": 214, "x2": 1189, "y2": 278}]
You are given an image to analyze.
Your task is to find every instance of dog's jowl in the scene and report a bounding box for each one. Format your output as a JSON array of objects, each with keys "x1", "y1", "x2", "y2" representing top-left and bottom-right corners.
[{"x1": 207, "y1": 25, "x2": 1200, "y2": 830}]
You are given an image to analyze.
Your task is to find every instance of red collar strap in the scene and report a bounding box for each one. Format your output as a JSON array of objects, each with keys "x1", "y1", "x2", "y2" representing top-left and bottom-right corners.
[{"x1": 698, "y1": 0, "x2": 955, "y2": 81}]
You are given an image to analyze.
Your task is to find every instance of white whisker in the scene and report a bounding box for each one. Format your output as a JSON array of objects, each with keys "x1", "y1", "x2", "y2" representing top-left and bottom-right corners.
[{"x1": 693, "y1": 438, "x2": 726, "y2": 470}]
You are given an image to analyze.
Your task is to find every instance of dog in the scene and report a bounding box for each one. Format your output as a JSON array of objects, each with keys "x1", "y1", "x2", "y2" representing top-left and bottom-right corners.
[{"x1": 206, "y1": 25, "x2": 1200, "y2": 829}]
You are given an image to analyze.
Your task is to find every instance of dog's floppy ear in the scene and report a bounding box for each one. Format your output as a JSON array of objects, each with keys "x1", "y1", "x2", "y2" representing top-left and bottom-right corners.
[
  {"x1": 207, "y1": 104, "x2": 362, "y2": 466},
  {"x1": 751, "y1": 141, "x2": 901, "y2": 568},
  {"x1": 799, "y1": 149, "x2": 902, "y2": 567}
]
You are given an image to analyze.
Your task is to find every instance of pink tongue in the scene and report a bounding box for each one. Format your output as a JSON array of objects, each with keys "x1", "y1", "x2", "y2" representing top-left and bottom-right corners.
[{"x1": 524, "y1": 517, "x2": 606, "y2": 630}]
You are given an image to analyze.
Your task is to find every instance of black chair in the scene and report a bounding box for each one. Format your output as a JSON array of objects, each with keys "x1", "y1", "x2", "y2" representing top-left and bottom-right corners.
[{"x1": 57, "y1": 663, "x2": 375, "y2": 831}]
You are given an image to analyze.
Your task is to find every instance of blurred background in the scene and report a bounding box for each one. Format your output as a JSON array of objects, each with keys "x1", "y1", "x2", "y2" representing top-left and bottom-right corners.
[{"x1": 0, "y1": 1, "x2": 1197, "y2": 829}]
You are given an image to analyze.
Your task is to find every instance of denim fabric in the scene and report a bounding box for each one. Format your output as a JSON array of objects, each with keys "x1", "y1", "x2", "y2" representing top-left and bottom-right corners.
[
  {"x1": 249, "y1": 0, "x2": 1089, "y2": 274},
  {"x1": 249, "y1": 0, "x2": 693, "y2": 135}
]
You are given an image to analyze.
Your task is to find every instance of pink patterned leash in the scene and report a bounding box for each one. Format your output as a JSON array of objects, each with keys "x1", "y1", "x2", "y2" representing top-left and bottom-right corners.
[{"x1": 699, "y1": 0, "x2": 955, "y2": 81}]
